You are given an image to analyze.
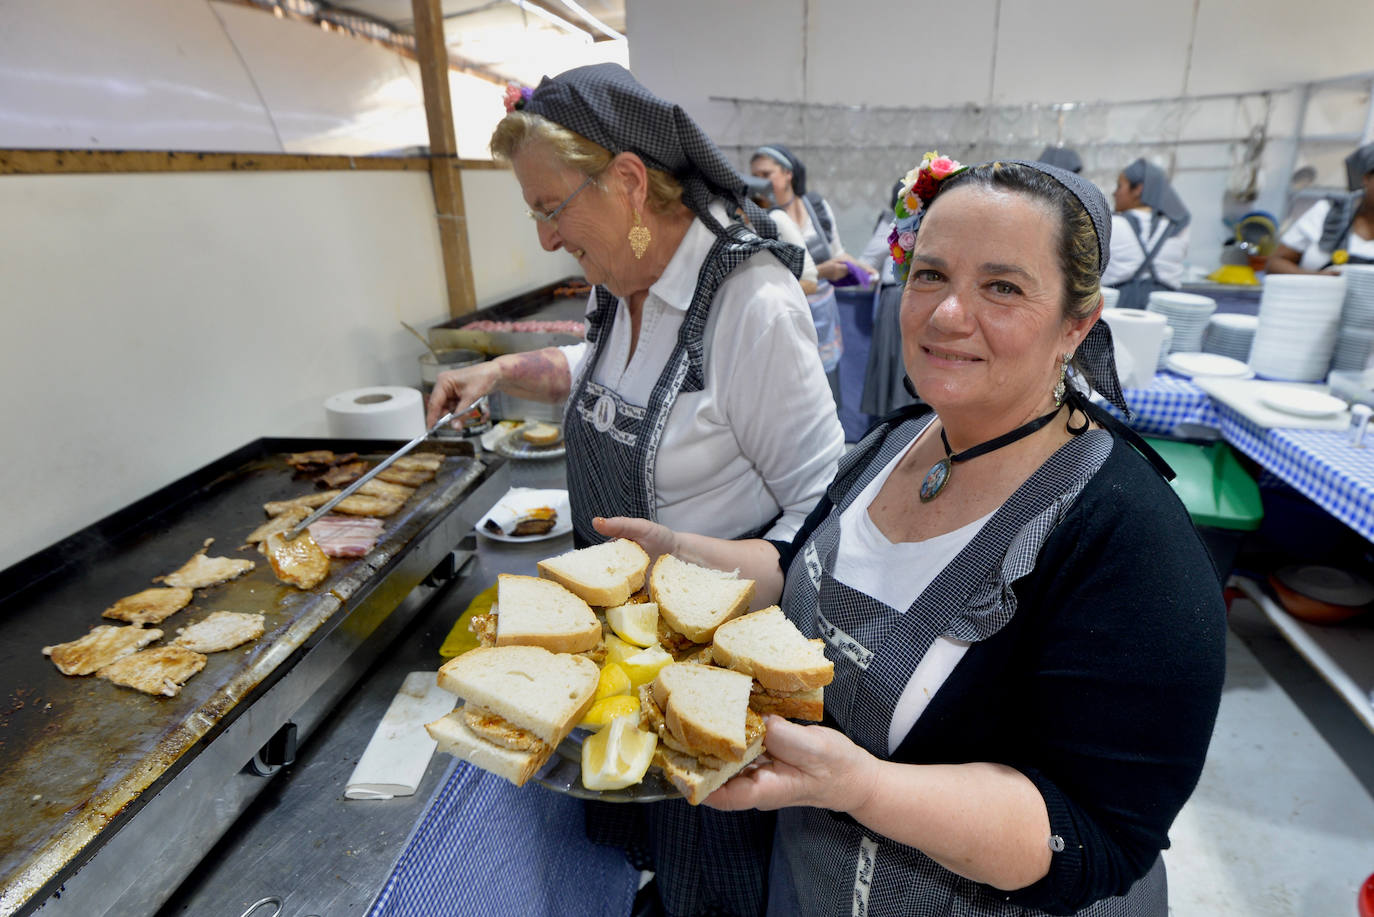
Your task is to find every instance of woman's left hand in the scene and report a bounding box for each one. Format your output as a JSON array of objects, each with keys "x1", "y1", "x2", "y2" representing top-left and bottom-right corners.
[
  {"x1": 704, "y1": 716, "x2": 878, "y2": 814},
  {"x1": 815, "y1": 258, "x2": 850, "y2": 282}
]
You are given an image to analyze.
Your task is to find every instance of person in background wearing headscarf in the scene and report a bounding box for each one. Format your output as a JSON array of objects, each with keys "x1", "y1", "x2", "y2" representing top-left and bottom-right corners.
[
  {"x1": 1038, "y1": 145, "x2": 1083, "y2": 173},
  {"x1": 751, "y1": 144, "x2": 876, "y2": 403},
  {"x1": 424, "y1": 63, "x2": 844, "y2": 917},
  {"x1": 597, "y1": 156, "x2": 1225, "y2": 916},
  {"x1": 741, "y1": 172, "x2": 820, "y2": 295},
  {"x1": 1101, "y1": 158, "x2": 1192, "y2": 309},
  {"x1": 860, "y1": 180, "x2": 921, "y2": 419},
  {"x1": 1268, "y1": 142, "x2": 1374, "y2": 273}
]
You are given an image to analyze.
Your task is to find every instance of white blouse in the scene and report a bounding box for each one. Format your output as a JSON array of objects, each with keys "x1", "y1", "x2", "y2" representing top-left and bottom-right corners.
[
  {"x1": 559, "y1": 203, "x2": 845, "y2": 541},
  {"x1": 1280, "y1": 198, "x2": 1374, "y2": 270},
  {"x1": 832, "y1": 433, "x2": 993, "y2": 753},
  {"x1": 1102, "y1": 210, "x2": 1189, "y2": 290}
]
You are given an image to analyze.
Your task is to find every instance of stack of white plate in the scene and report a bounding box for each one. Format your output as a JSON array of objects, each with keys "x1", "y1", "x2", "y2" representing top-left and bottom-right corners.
[
  {"x1": 1333, "y1": 265, "x2": 1374, "y2": 371},
  {"x1": 1100, "y1": 286, "x2": 1120, "y2": 310},
  {"x1": 1147, "y1": 291, "x2": 1216, "y2": 353},
  {"x1": 1202, "y1": 313, "x2": 1259, "y2": 362},
  {"x1": 1248, "y1": 273, "x2": 1345, "y2": 381}
]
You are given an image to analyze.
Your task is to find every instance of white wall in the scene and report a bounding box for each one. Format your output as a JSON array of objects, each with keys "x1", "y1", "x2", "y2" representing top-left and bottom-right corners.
[{"x1": 629, "y1": 0, "x2": 1374, "y2": 274}]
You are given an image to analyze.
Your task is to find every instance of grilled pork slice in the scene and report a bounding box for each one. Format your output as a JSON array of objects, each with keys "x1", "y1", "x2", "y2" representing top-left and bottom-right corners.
[
  {"x1": 333, "y1": 494, "x2": 404, "y2": 517},
  {"x1": 393, "y1": 453, "x2": 443, "y2": 472},
  {"x1": 375, "y1": 468, "x2": 434, "y2": 487},
  {"x1": 264, "y1": 491, "x2": 340, "y2": 517},
  {"x1": 101, "y1": 587, "x2": 193, "y2": 625},
  {"x1": 43, "y1": 624, "x2": 163, "y2": 676},
  {"x1": 244, "y1": 506, "x2": 310, "y2": 551},
  {"x1": 98, "y1": 646, "x2": 207, "y2": 697},
  {"x1": 469, "y1": 612, "x2": 498, "y2": 647},
  {"x1": 319, "y1": 460, "x2": 371, "y2": 488},
  {"x1": 461, "y1": 704, "x2": 550, "y2": 754},
  {"x1": 156, "y1": 539, "x2": 255, "y2": 589},
  {"x1": 265, "y1": 532, "x2": 330, "y2": 589},
  {"x1": 174, "y1": 611, "x2": 266, "y2": 653},
  {"x1": 357, "y1": 479, "x2": 415, "y2": 502}
]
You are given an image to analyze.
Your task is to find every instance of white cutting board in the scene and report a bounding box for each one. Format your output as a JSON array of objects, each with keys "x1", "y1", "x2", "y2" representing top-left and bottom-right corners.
[{"x1": 1194, "y1": 377, "x2": 1352, "y2": 431}]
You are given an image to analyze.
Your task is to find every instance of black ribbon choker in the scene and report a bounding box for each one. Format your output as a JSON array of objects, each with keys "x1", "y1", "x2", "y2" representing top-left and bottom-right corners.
[{"x1": 920, "y1": 404, "x2": 1065, "y2": 503}]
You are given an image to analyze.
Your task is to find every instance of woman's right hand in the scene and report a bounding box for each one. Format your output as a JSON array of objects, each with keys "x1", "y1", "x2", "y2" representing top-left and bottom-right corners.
[
  {"x1": 425, "y1": 361, "x2": 502, "y2": 427},
  {"x1": 593, "y1": 516, "x2": 679, "y2": 561}
]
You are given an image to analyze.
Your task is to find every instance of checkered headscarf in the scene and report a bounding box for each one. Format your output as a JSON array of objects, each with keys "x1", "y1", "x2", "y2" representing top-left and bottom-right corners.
[{"x1": 524, "y1": 63, "x2": 786, "y2": 246}]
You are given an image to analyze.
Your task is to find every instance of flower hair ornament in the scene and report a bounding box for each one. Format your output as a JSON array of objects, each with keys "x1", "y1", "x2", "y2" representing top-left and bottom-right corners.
[
  {"x1": 503, "y1": 83, "x2": 533, "y2": 113},
  {"x1": 887, "y1": 151, "x2": 968, "y2": 282}
]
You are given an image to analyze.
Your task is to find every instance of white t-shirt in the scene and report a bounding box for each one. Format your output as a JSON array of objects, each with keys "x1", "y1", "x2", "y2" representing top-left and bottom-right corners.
[
  {"x1": 559, "y1": 204, "x2": 845, "y2": 541},
  {"x1": 831, "y1": 433, "x2": 992, "y2": 753},
  {"x1": 1280, "y1": 198, "x2": 1374, "y2": 270},
  {"x1": 1101, "y1": 210, "x2": 1189, "y2": 289}
]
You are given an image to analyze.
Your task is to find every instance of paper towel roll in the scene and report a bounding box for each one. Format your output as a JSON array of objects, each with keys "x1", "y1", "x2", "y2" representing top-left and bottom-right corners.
[
  {"x1": 1101, "y1": 308, "x2": 1168, "y2": 388},
  {"x1": 325, "y1": 386, "x2": 425, "y2": 439}
]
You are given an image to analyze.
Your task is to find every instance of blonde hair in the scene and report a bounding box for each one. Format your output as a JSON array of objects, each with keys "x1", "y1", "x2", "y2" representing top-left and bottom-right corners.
[{"x1": 489, "y1": 111, "x2": 685, "y2": 216}]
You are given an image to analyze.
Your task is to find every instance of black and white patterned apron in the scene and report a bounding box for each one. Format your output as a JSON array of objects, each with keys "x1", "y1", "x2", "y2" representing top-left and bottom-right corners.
[
  {"x1": 562, "y1": 218, "x2": 800, "y2": 548},
  {"x1": 769, "y1": 414, "x2": 1168, "y2": 917},
  {"x1": 1115, "y1": 212, "x2": 1175, "y2": 310}
]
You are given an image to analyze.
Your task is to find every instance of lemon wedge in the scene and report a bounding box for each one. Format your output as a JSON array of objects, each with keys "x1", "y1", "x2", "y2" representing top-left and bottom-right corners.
[
  {"x1": 582, "y1": 714, "x2": 658, "y2": 791},
  {"x1": 604, "y1": 633, "x2": 641, "y2": 668},
  {"x1": 580, "y1": 694, "x2": 641, "y2": 729},
  {"x1": 594, "y1": 662, "x2": 632, "y2": 701},
  {"x1": 621, "y1": 644, "x2": 674, "y2": 689},
  {"x1": 606, "y1": 602, "x2": 659, "y2": 648}
]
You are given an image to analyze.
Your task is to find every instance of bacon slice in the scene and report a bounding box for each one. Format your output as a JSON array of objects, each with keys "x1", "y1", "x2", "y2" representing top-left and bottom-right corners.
[{"x1": 307, "y1": 515, "x2": 384, "y2": 558}]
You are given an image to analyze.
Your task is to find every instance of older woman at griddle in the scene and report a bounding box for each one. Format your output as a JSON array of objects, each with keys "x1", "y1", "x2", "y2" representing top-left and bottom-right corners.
[
  {"x1": 424, "y1": 63, "x2": 844, "y2": 917},
  {"x1": 599, "y1": 157, "x2": 1226, "y2": 916},
  {"x1": 427, "y1": 65, "x2": 843, "y2": 553}
]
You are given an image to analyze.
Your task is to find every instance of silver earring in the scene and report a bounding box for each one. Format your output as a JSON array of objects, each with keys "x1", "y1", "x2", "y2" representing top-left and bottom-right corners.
[{"x1": 1053, "y1": 352, "x2": 1073, "y2": 407}]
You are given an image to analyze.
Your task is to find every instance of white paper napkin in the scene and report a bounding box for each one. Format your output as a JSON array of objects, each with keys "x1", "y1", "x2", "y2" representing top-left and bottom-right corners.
[{"x1": 345, "y1": 671, "x2": 457, "y2": 800}]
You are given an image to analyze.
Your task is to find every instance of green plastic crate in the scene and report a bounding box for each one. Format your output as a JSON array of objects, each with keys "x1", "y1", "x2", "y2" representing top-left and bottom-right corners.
[{"x1": 1143, "y1": 437, "x2": 1263, "y2": 531}]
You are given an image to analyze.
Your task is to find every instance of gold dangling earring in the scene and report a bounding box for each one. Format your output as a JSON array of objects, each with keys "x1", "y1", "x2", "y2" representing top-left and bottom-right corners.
[
  {"x1": 628, "y1": 209, "x2": 651, "y2": 260},
  {"x1": 1053, "y1": 352, "x2": 1072, "y2": 407}
]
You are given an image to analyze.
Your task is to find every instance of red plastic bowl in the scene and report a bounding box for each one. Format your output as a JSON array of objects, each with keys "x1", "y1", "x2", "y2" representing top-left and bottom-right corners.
[
  {"x1": 1360, "y1": 871, "x2": 1374, "y2": 917},
  {"x1": 1269, "y1": 577, "x2": 1370, "y2": 625}
]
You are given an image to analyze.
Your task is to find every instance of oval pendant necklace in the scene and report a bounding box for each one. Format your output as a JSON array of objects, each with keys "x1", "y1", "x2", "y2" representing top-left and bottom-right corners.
[{"x1": 919, "y1": 405, "x2": 1064, "y2": 503}]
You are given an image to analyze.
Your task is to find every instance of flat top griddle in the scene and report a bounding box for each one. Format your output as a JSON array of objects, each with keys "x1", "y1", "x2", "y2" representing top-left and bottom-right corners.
[{"x1": 0, "y1": 438, "x2": 486, "y2": 914}]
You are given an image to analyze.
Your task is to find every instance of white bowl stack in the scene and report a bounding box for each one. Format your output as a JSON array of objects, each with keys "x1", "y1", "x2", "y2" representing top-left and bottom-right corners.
[
  {"x1": 1100, "y1": 286, "x2": 1120, "y2": 310},
  {"x1": 1147, "y1": 291, "x2": 1216, "y2": 354},
  {"x1": 1248, "y1": 273, "x2": 1346, "y2": 381},
  {"x1": 1332, "y1": 265, "x2": 1374, "y2": 372},
  {"x1": 1203, "y1": 313, "x2": 1259, "y2": 362}
]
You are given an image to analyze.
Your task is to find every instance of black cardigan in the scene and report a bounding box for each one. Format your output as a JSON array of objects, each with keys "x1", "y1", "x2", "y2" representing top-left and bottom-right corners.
[{"x1": 778, "y1": 434, "x2": 1227, "y2": 914}]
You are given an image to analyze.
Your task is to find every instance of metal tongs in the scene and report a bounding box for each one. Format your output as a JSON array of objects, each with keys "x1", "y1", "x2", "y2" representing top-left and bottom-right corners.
[{"x1": 285, "y1": 410, "x2": 460, "y2": 540}]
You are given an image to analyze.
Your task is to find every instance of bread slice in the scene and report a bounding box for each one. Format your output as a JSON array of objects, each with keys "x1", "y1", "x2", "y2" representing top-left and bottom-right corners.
[
  {"x1": 425, "y1": 710, "x2": 549, "y2": 786},
  {"x1": 652, "y1": 663, "x2": 754, "y2": 762},
  {"x1": 494, "y1": 574, "x2": 601, "y2": 654},
  {"x1": 537, "y1": 539, "x2": 650, "y2": 607},
  {"x1": 650, "y1": 554, "x2": 754, "y2": 644},
  {"x1": 654, "y1": 732, "x2": 765, "y2": 805},
  {"x1": 434, "y1": 645, "x2": 598, "y2": 745},
  {"x1": 521, "y1": 422, "x2": 562, "y2": 446},
  {"x1": 712, "y1": 606, "x2": 834, "y2": 693}
]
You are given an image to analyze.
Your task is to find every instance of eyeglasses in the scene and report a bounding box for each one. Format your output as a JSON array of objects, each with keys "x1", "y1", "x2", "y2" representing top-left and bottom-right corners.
[{"x1": 526, "y1": 173, "x2": 596, "y2": 226}]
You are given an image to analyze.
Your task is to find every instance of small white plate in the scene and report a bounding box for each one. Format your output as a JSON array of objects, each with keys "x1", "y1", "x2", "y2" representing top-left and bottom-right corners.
[
  {"x1": 1165, "y1": 352, "x2": 1254, "y2": 379},
  {"x1": 1258, "y1": 388, "x2": 1348, "y2": 418},
  {"x1": 476, "y1": 487, "x2": 573, "y2": 542}
]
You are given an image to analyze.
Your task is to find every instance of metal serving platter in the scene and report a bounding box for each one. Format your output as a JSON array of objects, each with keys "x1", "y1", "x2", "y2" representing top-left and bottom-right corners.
[
  {"x1": 0, "y1": 438, "x2": 506, "y2": 917},
  {"x1": 427, "y1": 276, "x2": 588, "y2": 356}
]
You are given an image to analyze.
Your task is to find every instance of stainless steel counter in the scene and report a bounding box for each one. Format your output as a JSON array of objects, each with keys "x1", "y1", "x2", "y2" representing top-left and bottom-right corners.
[{"x1": 155, "y1": 452, "x2": 571, "y2": 917}]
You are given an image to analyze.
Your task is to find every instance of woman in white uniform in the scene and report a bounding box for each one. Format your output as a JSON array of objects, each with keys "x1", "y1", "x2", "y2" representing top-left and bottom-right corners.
[
  {"x1": 1100, "y1": 158, "x2": 1191, "y2": 309},
  {"x1": 1268, "y1": 143, "x2": 1374, "y2": 273}
]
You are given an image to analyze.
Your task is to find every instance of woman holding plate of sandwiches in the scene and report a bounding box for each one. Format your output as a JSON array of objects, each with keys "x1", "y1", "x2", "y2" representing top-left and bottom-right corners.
[
  {"x1": 423, "y1": 63, "x2": 845, "y2": 917},
  {"x1": 597, "y1": 156, "x2": 1227, "y2": 916}
]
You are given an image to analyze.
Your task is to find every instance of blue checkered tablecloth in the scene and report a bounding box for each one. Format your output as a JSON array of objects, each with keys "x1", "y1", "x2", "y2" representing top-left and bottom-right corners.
[
  {"x1": 368, "y1": 761, "x2": 639, "y2": 917},
  {"x1": 1106, "y1": 372, "x2": 1220, "y2": 435},
  {"x1": 1209, "y1": 402, "x2": 1374, "y2": 543}
]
